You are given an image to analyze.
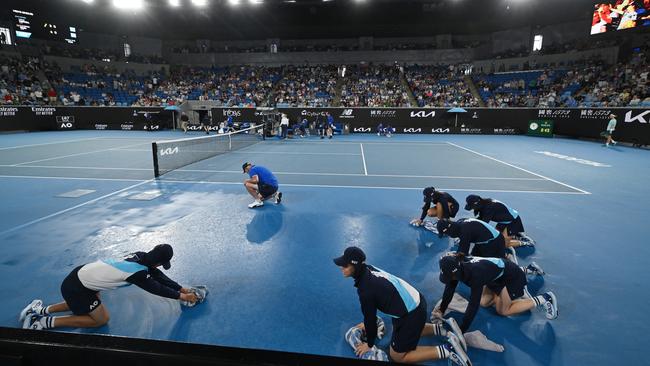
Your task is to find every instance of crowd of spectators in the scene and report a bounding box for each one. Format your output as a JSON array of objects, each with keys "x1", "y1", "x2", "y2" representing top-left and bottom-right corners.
[
  {"x1": 1, "y1": 55, "x2": 59, "y2": 105},
  {"x1": 133, "y1": 66, "x2": 281, "y2": 107},
  {"x1": 406, "y1": 64, "x2": 479, "y2": 107},
  {"x1": 340, "y1": 64, "x2": 411, "y2": 107},
  {"x1": 2, "y1": 40, "x2": 648, "y2": 108},
  {"x1": 274, "y1": 65, "x2": 338, "y2": 107}
]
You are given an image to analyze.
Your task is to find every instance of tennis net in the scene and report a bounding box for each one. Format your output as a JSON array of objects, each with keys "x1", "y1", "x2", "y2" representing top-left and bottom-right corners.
[{"x1": 152, "y1": 124, "x2": 264, "y2": 177}]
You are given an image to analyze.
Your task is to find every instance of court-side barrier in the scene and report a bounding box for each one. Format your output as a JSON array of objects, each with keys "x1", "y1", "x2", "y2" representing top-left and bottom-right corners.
[
  {"x1": 0, "y1": 327, "x2": 384, "y2": 366},
  {"x1": 2, "y1": 106, "x2": 648, "y2": 146},
  {"x1": 0, "y1": 106, "x2": 172, "y2": 132},
  {"x1": 211, "y1": 107, "x2": 650, "y2": 146}
]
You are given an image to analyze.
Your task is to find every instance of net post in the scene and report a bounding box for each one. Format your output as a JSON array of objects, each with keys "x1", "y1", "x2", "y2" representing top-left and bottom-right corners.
[{"x1": 152, "y1": 142, "x2": 160, "y2": 178}]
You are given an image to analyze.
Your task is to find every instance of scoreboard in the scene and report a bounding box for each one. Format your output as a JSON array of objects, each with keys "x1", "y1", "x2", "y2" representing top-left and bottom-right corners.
[{"x1": 11, "y1": 9, "x2": 78, "y2": 43}]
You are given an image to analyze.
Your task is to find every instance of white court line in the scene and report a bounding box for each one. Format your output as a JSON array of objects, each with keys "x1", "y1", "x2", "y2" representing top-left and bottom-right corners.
[
  {"x1": 175, "y1": 169, "x2": 547, "y2": 180},
  {"x1": 0, "y1": 165, "x2": 549, "y2": 181},
  {"x1": 264, "y1": 141, "x2": 451, "y2": 146},
  {"x1": 0, "y1": 179, "x2": 152, "y2": 236},
  {"x1": 0, "y1": 174, "x2": 584, "y2": 194},
  {"x1": 0, "y1": 165, "x2": 150, "y2": 171},
  {"x1": 0, "y1": 137, "x2": 102, "y2": 151},
  {"x1": 0, "y1": 175, "x2": 144, "y2": 182},
  {"x1": 230, "y1": 151, "x2": 360, "y2": 156},
  {"x1": 159, "y1": 179, "x2": 589, "y2": 194},
  {"x1": 360, "y1": 143, "x2": 368, "y2": 176},
  {"x1": 11, "y1": 141, "x2": 151, "y2": 167},
  {"x1": 445, "y1": 141, "x2": 591, "y2": 195}
]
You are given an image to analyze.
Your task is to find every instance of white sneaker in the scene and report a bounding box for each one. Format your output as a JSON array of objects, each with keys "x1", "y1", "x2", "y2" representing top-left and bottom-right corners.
[
  {"x1": 22, "y1": 314, "x2": 43, "y2": 330},
  {"x1": 543, "y1": 292, "x2": 558, "y2": 319},
  {"x1": 275, "y1": 192, "x2": 282, "y2": 204},
  {"x1": 445, "y1": 317, "x2": 467, "y2": 351},
  {"x1": 447, "y1": 333, "x2": 472, "y2": 366},
  {"x1": 19, "y1": 299, "x2": 43, "y2": 322},
  {"x1": 248, "y1": 200, "x2": 263, "y2": 209}
]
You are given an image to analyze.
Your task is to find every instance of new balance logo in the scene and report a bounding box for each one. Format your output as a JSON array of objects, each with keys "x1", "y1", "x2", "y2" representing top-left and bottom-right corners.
[
  {"x1": 625, "y1": 110, "x2": 650, "y2": 123},
  {"x1": 160, "y1": 147, "x2": 179, "y2": 156},
  {"x1": 411, "y1": 111, "x2": 436, "y2": 118},
  {"x1": 341, "y1": 109, "x2": 353, "y2": 116}
]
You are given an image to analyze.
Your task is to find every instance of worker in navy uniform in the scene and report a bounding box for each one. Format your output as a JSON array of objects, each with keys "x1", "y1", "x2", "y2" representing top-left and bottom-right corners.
[
  {"x1": 464, "y1": 195, "x2": 535, "y2": 247},
  {"x1": 437, "y1": 218, "x2": 507, "y2": 259},
  {"x1": 200, "y1": 112, "x2": 213, "y2": 135},
  {"x1": 19, "y1": 244, "x2": 197, "y2": 330},
  {"x1": 334, "y1": 246, "x2": 471, "y2": 365},
  {"x1": 433, "y1": 254, "x2": 558, "y2": 333},
  {"x1": 410, "y1": 187, "x2": 460, "y2": 227}
]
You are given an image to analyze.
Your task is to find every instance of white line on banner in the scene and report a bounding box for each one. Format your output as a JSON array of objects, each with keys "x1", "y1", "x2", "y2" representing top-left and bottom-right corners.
[{"x1": 445, "y1": 141, "x2": 591, "y2": 194}]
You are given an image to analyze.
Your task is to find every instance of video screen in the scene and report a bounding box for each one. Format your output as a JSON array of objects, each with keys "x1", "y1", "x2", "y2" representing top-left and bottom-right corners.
[
  {"x1": 591, "y1": 1, "x2": 650, "y2": 34},
  {"x1": 13, "y1": 9, "x2": 34, "y2": 39}
]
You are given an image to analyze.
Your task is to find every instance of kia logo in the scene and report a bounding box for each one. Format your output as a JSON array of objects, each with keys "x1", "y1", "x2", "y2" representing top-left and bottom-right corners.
[
  {"x1": 431, "y1": 128, "x2": 450, "y2": 133},
  {"x1": 625, "y1": 110, "x2": 650, "y2": 123},
  {"x1": 353, "y1": 127, "x2": 371, "y2": 132},
  {"x1": 411, "y1": 111, "x2": 436, "y2": 118},
  {"x1": 403, "y1": 128, "x2": 421, "y2": 133},
  {"x1": 160, "y1": 147, "x2": 179, "y2": 156}
]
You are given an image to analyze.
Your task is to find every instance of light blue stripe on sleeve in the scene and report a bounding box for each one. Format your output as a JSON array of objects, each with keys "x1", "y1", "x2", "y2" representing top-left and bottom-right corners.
[
  {"x1": 372, "y1": 267, "x2": 419, "y2": 314},
  {"x1": 103, "y1": 259, "x2": 148, "y2": 274}
]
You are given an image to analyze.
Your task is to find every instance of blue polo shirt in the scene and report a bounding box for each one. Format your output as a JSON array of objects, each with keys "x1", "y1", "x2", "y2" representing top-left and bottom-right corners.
[{"x1": 249, "y1": 165, "x2": 278, "y2": 188}]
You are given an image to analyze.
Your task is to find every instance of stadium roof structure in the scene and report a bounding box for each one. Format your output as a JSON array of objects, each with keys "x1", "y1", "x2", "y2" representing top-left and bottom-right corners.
[{"x1": 4, "y1": 0, "x2": 597, "y2": 40}]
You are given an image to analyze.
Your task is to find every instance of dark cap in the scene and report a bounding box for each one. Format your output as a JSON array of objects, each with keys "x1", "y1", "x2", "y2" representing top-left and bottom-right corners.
[
  {"x1": 439, "y1": 255, "x2": 461, "y2": 284},
  {"x1": 465, "y1": 194, "x2": 482, "y2": 211},
  {"x1": 437, "y1": 219, "x2": 453, "y2": 238},
  {"x1": 333, "y1": 246, "x2": 366, "y2": 267},
  {"x1": 147, "y1": 244, "x2": 173, "y2": 270},
  {"x1": 423, "y1": 187, "x2": 435, "y2": 197},
  {"x1": 242, "y1": 162, "x2": 252, "y2": 173}
]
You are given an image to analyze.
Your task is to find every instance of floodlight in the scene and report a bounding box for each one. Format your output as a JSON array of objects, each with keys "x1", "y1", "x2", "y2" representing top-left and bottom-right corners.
[
  {"x1": 169, "y1": 0, "x2": 181, "y2": 7},
  {"x1": 191, "y1": 0, "x2": 208, "y2": 6},
  {"x1": 113, "y1": 0, "x2": 144, "y2": 10},
  {"x1": 228, "y1": 0, "x2": 241, "y2": 5}
]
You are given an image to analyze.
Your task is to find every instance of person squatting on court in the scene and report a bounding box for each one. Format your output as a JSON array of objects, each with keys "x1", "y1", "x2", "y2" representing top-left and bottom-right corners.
[
  {"x1": 334, "y1": 246, "x2": 471, "y2": 365},
  {"x1": 20, "y1": 244, "x2": 199, "y2": 330},
  {"x1": 242, "y1": 162, "x2": 282, "y2": 209}
]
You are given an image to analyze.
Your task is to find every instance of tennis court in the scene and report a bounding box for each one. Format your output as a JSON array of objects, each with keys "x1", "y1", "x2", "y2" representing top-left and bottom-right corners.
[{"x1": 1, "y1": 129, "x2": 648, "y2": 365}]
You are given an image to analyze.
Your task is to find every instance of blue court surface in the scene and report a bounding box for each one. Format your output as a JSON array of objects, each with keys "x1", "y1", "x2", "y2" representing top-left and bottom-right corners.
[{"x1": 0, "y1": 130, "x2": 648, "y2": 365}]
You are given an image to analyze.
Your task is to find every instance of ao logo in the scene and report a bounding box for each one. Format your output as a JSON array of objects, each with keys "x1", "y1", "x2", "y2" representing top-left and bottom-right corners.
[
  {"x1": 411, "y1": 111, "x2": 435, "y2": 118},
  {"x1": 403, "y1": 128, "x2": 421, "y2": 133},
  {"x1": 353, "y1": 127, "x2": 371, "y2": 132},
  {"x1": 60, "y1": 122, "x2": 73, "y2": 128},
  {"x1": 160, "y1": 147, "x2": 179, "y2": 156}
]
